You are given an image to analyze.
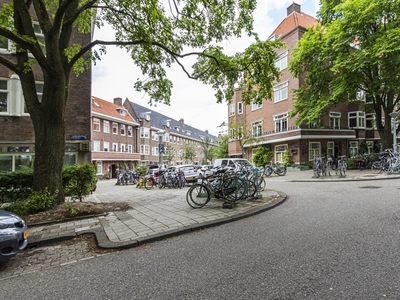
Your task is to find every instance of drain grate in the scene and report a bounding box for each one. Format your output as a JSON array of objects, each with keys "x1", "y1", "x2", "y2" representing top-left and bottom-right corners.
[{"x1": 360, "y1": 186, "x2": 381, "y2": 189}]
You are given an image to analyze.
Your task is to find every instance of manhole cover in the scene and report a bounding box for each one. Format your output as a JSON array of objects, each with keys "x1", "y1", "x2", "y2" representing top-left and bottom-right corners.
[{"x1": 360, "y1": 186, "x2": 381, "y2": 189}]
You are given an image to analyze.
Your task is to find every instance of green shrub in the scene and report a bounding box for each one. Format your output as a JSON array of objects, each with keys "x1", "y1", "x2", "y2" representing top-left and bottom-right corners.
[
  {"x1": 282, "y1": 150, "x2": 293, "y2": 167},
  {"x1": 345, "y1": 157, "x2": 358, "y2": 170},
  {"x1": 63, "y1": 163, "x2": 97, "y2": 202},
  {"x1": 0, "y1": 169, "x2": 33, "y2": 204},
  {"x1": 135, "y1": 165, "x2": 148, "y2": 175},
  {"x1": 7, "y1": 188, "x2": 58, "y2": 215},
  {"x1": 252, "y1": 146, "x2": 273, "y2": 167}
]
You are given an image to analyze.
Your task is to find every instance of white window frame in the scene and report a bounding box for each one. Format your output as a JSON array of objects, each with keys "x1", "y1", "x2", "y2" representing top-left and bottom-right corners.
[
  {"x1": 120, "y1": 144, "x2": 126, "y2": 152},
  {"x1": 327, "y1": 141, "x2": 334, "y2": 157},
  {"x1": 274, "y1": 81, "x2": 288, "y2": 103},
  {"x1": 112, "y1": 143, "x2": 118, "y2": 152},
  {"x1": 349, "y1": 141, "x2": 358, "y2": 157},
  {"x1": 274, "y1": 113, "x2": 288, "y2": 133},
  {"x1": 140, "y1": 127, "x2": 150, "y2": 138},
  {"x1": 309, "y1": 142, "x2": 321, "y2": 161},
  {"x1": 33, "y1": 22, "x2": 46, "y2": 55},
  {"x1": 251, "y1": 100, "x2": 262, "y2": 111},
  {"x1": 152, "y1": 146, "x2": 158, "y2": 156},
  {"x1": 366, "y1": 113, "x2": 376, "y2": 129},
  {"x1": 348, "y1": 111, "x2": 365, "y2": 129},
  {"x1": 329, "y1": 112, "x2": 341, "y2": 129},
  {"x1": 120, "y1": 124, "x2": 126, "y2": 136},
  {"x1": 112, "y1": 122, "x2": 118, "y2": 134},
  {"x1": 252, "y1": 120, "x2": 263, "y2": 137},
  {"x1": 140, "y1": 144, "x2": 150, "y2": 155},
  {"x1": 103, "y1": 141, "x2": 109, "y2": 152},
  {"x1": 93, "y1": 118, "x2": 100, "y2": 132},
  {"x1": 275, "y1": 144, "x2": 288, "y2": 163},
  {"x1": 96, "y1": 161, "x2": 102, "y2": 175},
  {"x1": 0, "y1": 78, "x2": 9, "y2": 114},
  {"x1": 128, "y1": 144, "x2": 133, "y2": 153},
  {"x1": 238, "y1": 102, "x2": 243, "y2": 115},
  {"x1": 127, "y1": 126, "x2": 133, "y2": 137},
  {"x1": 229, "y1": 104, "x2": 235, "y2": 116},
  {"x1": 275, "y1": 51, "x2": 288, "y2": 71},
  {"x1": 93, "y1": 140, "x2": 100, "y2": 152},
  {"x1": 103, "y1": 121, "x2": 110, "y2": 133}
]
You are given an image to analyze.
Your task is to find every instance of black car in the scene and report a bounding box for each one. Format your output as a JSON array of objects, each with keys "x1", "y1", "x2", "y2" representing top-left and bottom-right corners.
[{"x1": 0, "y1": 210, "x2": 29, "y2": 262}]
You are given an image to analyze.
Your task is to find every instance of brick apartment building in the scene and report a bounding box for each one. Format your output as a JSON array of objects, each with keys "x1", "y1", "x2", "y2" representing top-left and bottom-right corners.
[
  {"x1": 228, "y1": 3, "x2": 382, "y2": 165},
  {"x1": 91, "y1": 97, "x2": 219, "y2": 178},
  {"x1": 123, "y1": 98, "x2": 219, "y2": 167},
  {"x1": 0, "y1": 0, "x2": 91, "y2": 172}
]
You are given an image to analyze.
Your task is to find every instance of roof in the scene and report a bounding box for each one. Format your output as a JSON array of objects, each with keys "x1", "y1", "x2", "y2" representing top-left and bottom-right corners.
[
  {"x1": 92, "y1": 96, "x2": 136, "y2": 123},
  {"x1": 126, "y1": 101, "x2": 219, "y2": 143},
  {"x1": 269, "y1": 7, "x2": 317, "y2": 39}
]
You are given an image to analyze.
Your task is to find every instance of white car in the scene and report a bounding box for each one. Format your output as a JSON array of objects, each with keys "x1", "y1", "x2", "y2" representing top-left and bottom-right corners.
[{"x1": 198, "y1": 165, "x2": 214, "y2": 178}]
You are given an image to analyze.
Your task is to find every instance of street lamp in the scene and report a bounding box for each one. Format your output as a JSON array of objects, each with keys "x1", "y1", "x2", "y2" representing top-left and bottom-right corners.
[
  {"x1": 389, "y1": 112, "x2": 399, "y2": 153},
  {"x1": 156, "y1": 130, "x2": 165, "y2": 166}
]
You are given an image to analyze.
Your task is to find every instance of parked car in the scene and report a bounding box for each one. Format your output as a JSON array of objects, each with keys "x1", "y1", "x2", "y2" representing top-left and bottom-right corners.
[
  {"x1": 169, "y1": 165, "x2": 199, "y2": 183},
  {"x1": 198, "y1": 165, "x2": 214, "y2": 178},
  {"x1": 213, "y1": 158, "x2": 253, "y2": 171},
  {"x1": 0, "y1": 210, "x2": 29, "y2": 262}
]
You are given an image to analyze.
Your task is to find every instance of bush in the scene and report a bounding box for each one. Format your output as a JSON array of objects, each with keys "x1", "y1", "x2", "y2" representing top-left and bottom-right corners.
[
  {"x1": 7, "y1": 188, "x2": 58, "y2": 215},
  {"x1": 345, "y1": 157, "x2": 358, "y2": 170},
  {"x1": 63, "y1": 163, "x2": 97, "y2": 202},
  {"x1": 0, "y1": 169, "x2": 33, "y2": 204},
  {"x1": 282, "y1": 150, "x2": 293, "y2": 167},
  {"x1": 135, "y1": 165, "x2": 148, "y2": 175},
  {"x1": 252, "y1": 146, "x2": 273, "y2": 167}
]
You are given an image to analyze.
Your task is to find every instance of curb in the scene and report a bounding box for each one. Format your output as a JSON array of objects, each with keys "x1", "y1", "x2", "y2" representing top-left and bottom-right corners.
[{"x1": 27, "y1": 192, "x2": 287, "y2": 250}]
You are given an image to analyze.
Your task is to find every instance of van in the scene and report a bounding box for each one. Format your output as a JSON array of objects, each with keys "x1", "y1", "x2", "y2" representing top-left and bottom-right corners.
[{"x1": 213, "y1": 158, "x2": 253, "y2": 171}]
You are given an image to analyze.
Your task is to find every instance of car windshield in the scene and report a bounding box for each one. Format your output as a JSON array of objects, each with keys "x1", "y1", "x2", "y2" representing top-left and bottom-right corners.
[{"x1": 235, "y1": 160, "x2": 252, "y2": 167}]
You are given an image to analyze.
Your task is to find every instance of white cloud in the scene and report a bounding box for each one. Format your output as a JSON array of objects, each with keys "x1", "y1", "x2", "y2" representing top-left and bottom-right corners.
[{"x1": 91, "y1": 1, "x2": 319, "y2": 136}]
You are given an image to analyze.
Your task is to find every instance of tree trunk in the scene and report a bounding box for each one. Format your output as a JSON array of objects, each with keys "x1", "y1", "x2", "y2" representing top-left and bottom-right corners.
[{"x1": 29, "y1": 74, "x2": 67, "y2": 203}]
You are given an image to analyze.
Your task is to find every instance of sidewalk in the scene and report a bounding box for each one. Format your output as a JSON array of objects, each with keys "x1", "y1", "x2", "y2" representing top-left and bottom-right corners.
[{"x1": 27, "y1": 169, "x2": 400, "y2": 250}]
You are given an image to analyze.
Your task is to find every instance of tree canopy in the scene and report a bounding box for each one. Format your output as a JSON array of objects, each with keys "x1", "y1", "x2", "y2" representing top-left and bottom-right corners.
[
  {"x1": 0, "y1": 0, "x2": 282, "y2": 200},
  {"x1": 289, "y1": 0, "x2": 400, "y2": 150}
]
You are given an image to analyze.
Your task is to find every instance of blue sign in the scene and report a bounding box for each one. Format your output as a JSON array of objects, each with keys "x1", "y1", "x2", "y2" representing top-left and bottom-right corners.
[
  {"x1": 159, "y1": 143, "x2": 165, "y2": 153},
  {"x1": 70, "y1": 135, "x2": 88, "y2": 140}
]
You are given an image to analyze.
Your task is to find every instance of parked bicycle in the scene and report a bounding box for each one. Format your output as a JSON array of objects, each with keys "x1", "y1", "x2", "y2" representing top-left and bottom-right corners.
[
  {"x1": 313, "y1": 155, "x2": 328, "y2": 178},
  {"x1": 335, "y1": 155, "x2": 347, "y2": 177},
  {"x1": 264, "y1": 162, "x2": 287, "y2": 177}
]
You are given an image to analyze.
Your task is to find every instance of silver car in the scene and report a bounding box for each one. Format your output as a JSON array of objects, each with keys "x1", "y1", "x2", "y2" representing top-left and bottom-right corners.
[{"x1": 0, "y1": 210, "x2": 29, "y2": 262}]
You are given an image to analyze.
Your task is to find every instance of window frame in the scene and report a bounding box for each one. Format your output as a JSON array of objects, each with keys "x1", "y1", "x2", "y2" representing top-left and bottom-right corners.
[
  {"x1": 252, "y1": 120, "x2": 263, "y2": 137},
  {"x1": 93, "y1": 118, "x2": 100, "y2": 132},
  {"x1": 103, "y1": 121, "x2": 110, "y2": 133},
  {"x1": 275, "y1": 51, "x2": 288, "y2": 71},
  {"x1": 274, "y1": 113, "x2": 288, "y2": 133},
  {"x1": 0, "y1": 78, "x2": 9, "y2": 114},
  {"x1": 112, "y1": 122, "x2": 118, "y2": 135},
  {"x1": 273, "y1": 81, "x2": 289, "y2": 103},
  {"x1": 229, "y1": 104, "x2": 235, "y2": 116}
]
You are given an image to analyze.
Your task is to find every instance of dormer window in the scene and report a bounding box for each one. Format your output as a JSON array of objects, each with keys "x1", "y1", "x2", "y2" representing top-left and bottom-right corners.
[
  {"x1": 268, "y1": 34, "x2": 280, "y2": 41},
  {"x1": 117, "y1": 108, "x2": 127, "y2": 116}
]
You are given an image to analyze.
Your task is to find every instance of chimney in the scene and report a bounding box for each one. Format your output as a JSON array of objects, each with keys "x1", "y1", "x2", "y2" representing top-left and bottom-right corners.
[
  {"x1": 113, "y1": 97, "x2": 122, "y2": 106},
  {"x1": 287, "y1": 2, "x2": 301, "y2": 16},
  {"x1": 179, "y1": 118, "x2": 185, "y2": 124}
]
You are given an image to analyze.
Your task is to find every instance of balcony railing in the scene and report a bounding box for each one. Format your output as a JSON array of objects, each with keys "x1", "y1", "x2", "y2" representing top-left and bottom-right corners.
[{"x1": 261, "y1": 125, "x2": 355, "y2": 136}]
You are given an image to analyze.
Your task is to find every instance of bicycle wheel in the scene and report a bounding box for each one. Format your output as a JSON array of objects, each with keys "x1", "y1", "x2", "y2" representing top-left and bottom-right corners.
[
  {"x1": 222, "y1": 176, "x2": 246, "y2": 202},
  {"x1": 313, "y1": 165, "x2": 320, "y2": 178},
  {"x1": 145, "y1": 178, "x2": 154, "y2": 190},
  {"x1": 264, "y1": 166, "x2": 273, "y2": 177},
  {"x1": 276, "y1": 167, "x2": 286, "y2": 176},
  {"x1": 186, "y1": 184, "x2": 211, "y2": 208},
  {"x1": 254, "y1": 176, "x2": 266, "y2": 191},
  {"x1": 371, "y1": 161, "x2": 382, "y2": 174},
  {"x1": 244, "y1": 179, "x2": 257, "y2": 199}
]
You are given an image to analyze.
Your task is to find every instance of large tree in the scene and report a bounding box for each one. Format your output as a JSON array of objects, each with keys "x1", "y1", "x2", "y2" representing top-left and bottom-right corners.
[
  {"x1": 289, "y1": 0, "x2": 400, "y2": 150},
  {"x1": 0, "y1": 0, "x2": 282, "y2": 201}
]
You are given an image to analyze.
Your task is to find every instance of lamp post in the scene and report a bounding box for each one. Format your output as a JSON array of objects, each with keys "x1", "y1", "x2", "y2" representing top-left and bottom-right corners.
[
  {"x1": 156, "y1": 130, "x2": 165, "y2": 166},
  {"x1": 389, "y1": 112, "x2": 399, "y2": 153}
]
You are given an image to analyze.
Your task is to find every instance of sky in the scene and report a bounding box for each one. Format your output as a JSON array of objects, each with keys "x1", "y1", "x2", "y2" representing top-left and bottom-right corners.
[{"x1": 91, "y1": 0, "x2": 320, "y2": 136}]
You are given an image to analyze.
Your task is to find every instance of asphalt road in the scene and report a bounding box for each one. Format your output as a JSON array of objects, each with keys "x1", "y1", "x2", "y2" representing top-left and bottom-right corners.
[{"x1": 2, "y1": 178, "x2": 400, "y2": 299}]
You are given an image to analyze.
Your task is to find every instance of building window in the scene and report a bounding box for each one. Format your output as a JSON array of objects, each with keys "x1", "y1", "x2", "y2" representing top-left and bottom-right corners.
[
  {"x1": 151, "y1": 131, "x2": 159, "y2": 141},
  {"x1": 275, "y1": 51, "x2": 288, "y2": 71},
  {"x1": 152, "y1": 146, "x2": 158, "y2": 156},
  {"x1": 274, "y1": 113, "x2": 288, "y2": 132},
  {"x1": 103, "y1": 121, "x2": 110, "y2": 133},
  {"x1": 366, "y1": 141, "x2": 374, "y2": 154},
  {"x1": 128, "y1": 144, "x2": 133, "y2": 153},
  {"x1": 140, "y1": 127, "x2": 150, "y2": 138},
  {"x1": 274, "y1": 81, "x2": 288, "y2": 103},
  {"x1": 120, "y1": 144, "x2": 126, "y2": 152},
  {"x1": 120, "y1": 124, "x2": 125, "y2": 136},
  {"x1": 252, "y1": 100, "x2": 262, "y2": 111},
  {"x1": 327, "y1": 141, "x2": 334, "y2": 157},
  {"x1": 0, "y1": 36, "x2": 10, "y2": 51},
  {"x1": 275, "y1": 144, "x2": 288, "y2": 163},
  {"x1": 349, "y1": 111, "x2": 365, "y2": 128},
  {"x1": 33, "y1": 22, "x2": 46, "y2": 55},
  {"x1": 252, "y1": 120, "x2": 263, "y2": 137},
  {"x1": 309, "y1": 142, "x2": 321, "y2": 160},
  {"x1": 96, "y1": 161, "x2": 102, "y2": 175},
  {"x1": 229, "y1": 104, "x2": 235, "y2": 116},
  {"x1": 0, "y1": 78, "x2": 9, "y2": 113},
  {"x1": 349, "y1": 141, "x2": 358, "y2": 157},
  {"x1": 366, "y1": 113, "x2": 376, "y2": 129},
  {"x1": 93, "y1": 118, "x2": 100, "y2": 132},
  {"x1": 112, "y1": 123, "x2": 118, "y2": 134},
  {"x1": 103, "y1": 141, "x2": 109, "y2": 152},
  {"x1": 127, "y1": 126, "x2": 133, "y2": 137},
  {"x1": 329, "y1": 112, "x2": 341, "y2": 129},
  {"x1": 140, "y1": 144, "x2": 150, "y2": 155},
  {"x1": 112, "y1": 143, "x2": 118, "y2": 152},
  {"x1": 93, "y1": 140, "x2": 100, "y2": 152},
  {"x1": 238, "y1": 102, "x2": 243, "y2": 114}
]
